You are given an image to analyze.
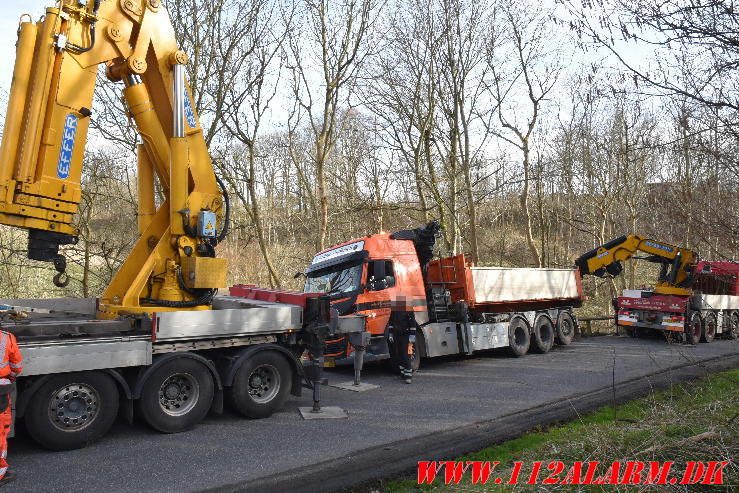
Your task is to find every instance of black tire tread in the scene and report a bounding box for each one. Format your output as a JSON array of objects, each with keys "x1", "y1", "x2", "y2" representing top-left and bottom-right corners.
[
  {"x1": 530, "y1": 316, "x2": 555, "y2": 354},
  {"x1": 136, "y1": 358, "x2": 214, "y2": 433},
  {"x1": 685, "y1": 311, "x2": 702, "y2": 345},
  {"x1": 25, "y1": 371, "x2": 119, "y2": 451},
  {"x1": 556, "y1": 311, "x2": 576, "y2": 345},
  {"x1": 701, "y1": 312, "x2": 716, "y2": 343},
  {"x1": 227, "y1": 351, "x2": 292, "y2": 419},
  {"x1": 508, "y1": 318, "x2": 530, "y2": 357}
]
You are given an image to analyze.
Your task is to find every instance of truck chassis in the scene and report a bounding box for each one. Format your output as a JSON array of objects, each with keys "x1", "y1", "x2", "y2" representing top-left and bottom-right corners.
[{"x1": 4, "y1": 293, "x2": 364, "y2": 451}]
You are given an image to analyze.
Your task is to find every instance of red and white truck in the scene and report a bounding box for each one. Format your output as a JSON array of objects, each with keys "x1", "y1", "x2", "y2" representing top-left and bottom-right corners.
[
  {"x1": 616, "y1": 261, "x2": 739, "y2": 342},
  {"x1": 576, "y1": 234, "x2": 739, "y2": 343}
]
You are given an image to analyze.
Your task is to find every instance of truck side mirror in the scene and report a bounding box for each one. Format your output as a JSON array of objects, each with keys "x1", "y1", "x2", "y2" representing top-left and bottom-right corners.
[{"x1": 294, "y1": 272, "x2": 306, "y2": 279}]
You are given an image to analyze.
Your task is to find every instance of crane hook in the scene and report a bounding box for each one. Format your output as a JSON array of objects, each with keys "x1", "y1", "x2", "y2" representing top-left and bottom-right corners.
[{"x1": 53, "y1": 255, "x2": 71, "y2": 288}]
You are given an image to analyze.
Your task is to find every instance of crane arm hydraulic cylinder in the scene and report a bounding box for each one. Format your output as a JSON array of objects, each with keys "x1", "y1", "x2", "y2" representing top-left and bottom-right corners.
[{"x1": 0, "y1": 0, "x2": 227, "y2": 316}]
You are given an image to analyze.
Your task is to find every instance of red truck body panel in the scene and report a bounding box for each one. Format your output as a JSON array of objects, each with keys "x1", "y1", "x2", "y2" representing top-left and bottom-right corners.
[
  {"x1": 230, "y1": 285, "x2": 320, "y2": 307},
  {"x1": 693, "y1": 261, "x2": 739, "y2": 296},
  {"x1": 617, "y1": 294, "x2": 689, "y2": 314},
  {"x1": 426, "y1": 254, "x2": 585, "y2": 313}
]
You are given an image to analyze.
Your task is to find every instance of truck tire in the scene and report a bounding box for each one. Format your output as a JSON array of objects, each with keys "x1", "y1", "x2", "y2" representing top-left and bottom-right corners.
[
  {"x1": 227, "y1": 351, "x2": 292, "y2": 419},
  {"x1": 729, "y1": 311, "x2": 739, "y2": 340},
  {"x1": 531, "y1": 316, "x2": 555, "y2": 354},
  {"x1": 701, "y1": 312, "x2": 716, "y2": 343},
  {"x1": 136, "y1": 358, "x2": 214, "y2": 433},
  {"x1": 555, "y1": 311, "x2": 576, "y2": 345},
  {"x1": 685, "y1": 311, "x2": 702, "y2": 345},
  {"x1": 508, "y1": 318, "x2": 530, "y2": 357},
  {"x1": 25, "y1": 371, "x2": 119, "y2": 451}
]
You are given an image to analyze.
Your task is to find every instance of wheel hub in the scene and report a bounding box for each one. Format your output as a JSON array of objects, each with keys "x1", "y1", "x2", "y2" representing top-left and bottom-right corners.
[
  {"x1": 158, "y1": 373, "x2": 199, "y2": 416},
  {"x1": 48, "y1": 383, "x2": 99, "y2": 432},
  {"x1": 248, "y1": 365, "x2": 280, "y2": 404}
]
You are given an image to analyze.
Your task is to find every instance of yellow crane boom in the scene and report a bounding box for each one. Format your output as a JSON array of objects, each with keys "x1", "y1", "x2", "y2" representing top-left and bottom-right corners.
[
  {"x1": 0, "y1": 0, "x2": 228, "y2": 318},
  {"x1": 575, "y1": 234, "x2": 698, "y2": 296}
]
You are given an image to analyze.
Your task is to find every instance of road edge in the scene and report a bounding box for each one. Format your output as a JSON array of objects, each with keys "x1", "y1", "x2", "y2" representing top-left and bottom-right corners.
[{"x1": 207, "y1": 351, "x2": 739, "y2": 493}]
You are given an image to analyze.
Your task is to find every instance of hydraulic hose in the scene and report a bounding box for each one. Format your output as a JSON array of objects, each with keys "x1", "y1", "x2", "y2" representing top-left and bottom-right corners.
[
  {"x1": 141, "y1": 289, "x2": 216, "y2": 308},
  {"x1": 67, "y1": 0, "x2": 100, "y2": 53},
  {"x1": 214, "y1": 173, "x2": 230, "y2": 243}
]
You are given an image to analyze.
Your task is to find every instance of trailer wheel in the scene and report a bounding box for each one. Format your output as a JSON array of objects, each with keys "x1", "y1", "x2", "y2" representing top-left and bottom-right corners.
[
  {"x1": 227, "y1": 351, "x2": 292, "y2": 419},
  {"x1": 729, "y1": 311, "x2": 739, "y2": 340},
  {"x1": 136, "y1": 358, "x2": 214, "y2": 433},
  {"x1": 531, "y1": 317, "x2": 555, "y2": 354},
  {"x1": 555, "y1": 311, "x2": 576, "y2": 345},
  {"x1": 25, "y1": 371, "x2": 119, "y2": 451},
  {"x1": 701, "y1": 312, "x2": 716, "y2": 343},
  {"x1": 508, "y1": 318, "x2": 530, "y2": 357},
  {"x1": 685, "y1": 312, "x2": 702, "y2": 345}
]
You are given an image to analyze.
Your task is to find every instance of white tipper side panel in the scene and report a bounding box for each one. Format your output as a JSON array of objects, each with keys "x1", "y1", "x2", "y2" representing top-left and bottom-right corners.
[
  {"x1": 693, "y1": 294, "x2": 739, "y2": 311},
  {"x1": 471, "y1": 267, "x2": 579, "y2": 303}
]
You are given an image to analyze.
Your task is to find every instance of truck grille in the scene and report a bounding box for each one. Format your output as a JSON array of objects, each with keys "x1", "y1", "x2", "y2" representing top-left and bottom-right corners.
[{"x1": 324, "y1": 338, "x2": 347, "y2": 357}]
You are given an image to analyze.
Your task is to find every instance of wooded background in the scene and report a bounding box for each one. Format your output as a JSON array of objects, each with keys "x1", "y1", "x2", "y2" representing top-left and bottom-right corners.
[{"x1": 0, "y1": 0, "x2": 737, "y2": 318}]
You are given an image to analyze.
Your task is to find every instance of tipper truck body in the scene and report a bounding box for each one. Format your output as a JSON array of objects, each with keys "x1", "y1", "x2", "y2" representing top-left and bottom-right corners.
[{"x1": 303, "y1": 222, "x2": 585, "y2": 369}]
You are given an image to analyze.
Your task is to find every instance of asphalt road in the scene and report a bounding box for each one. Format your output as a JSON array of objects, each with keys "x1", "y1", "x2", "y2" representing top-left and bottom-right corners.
[{"x1": 8, "y1": 335, "x2": 739, "y2": 493}]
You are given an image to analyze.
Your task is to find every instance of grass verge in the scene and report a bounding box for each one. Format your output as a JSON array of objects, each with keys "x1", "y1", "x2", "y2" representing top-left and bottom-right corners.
[{"x1": 376, "y1": 368, "x2": 739, "y2": 492}]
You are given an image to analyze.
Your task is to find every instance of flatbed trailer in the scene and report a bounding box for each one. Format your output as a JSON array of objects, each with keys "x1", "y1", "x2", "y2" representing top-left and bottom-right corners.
[{"x1": 2, "y1": 291, "x2": 364, "y2": 451}]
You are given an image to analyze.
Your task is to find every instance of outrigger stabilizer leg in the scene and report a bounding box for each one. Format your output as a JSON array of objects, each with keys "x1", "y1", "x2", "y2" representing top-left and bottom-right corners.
[
  {"x1": 299, "y1": 296, "x2": 349, "y2": 419},
  {"x1": 331, "y1": 330, "x2": 379, "y2": 392}
]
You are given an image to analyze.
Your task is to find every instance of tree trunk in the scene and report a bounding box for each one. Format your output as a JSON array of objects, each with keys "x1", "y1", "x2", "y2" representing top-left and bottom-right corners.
[
  {"x1": 248, "y1": 146, "x2": 282, "y2": 289},
  {"x1": 521, "y1": 140, "x2": 542, "y2": 267},
  {"x1": 315, "y1": 133, "x2": 330, "y2": 251}
]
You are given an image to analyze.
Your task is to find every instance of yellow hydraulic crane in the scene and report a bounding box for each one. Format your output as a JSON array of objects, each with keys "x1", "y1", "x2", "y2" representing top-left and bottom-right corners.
[
  {"x1": 575, "y1": 234, "x2": 698, "y2": 296},
  {"x1": 0, "y1": 0, "x2": 228, "y2": 318}
]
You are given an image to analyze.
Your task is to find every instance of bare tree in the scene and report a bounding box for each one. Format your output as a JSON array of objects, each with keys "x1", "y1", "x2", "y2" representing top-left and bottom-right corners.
[
  {"x1": 288, "y1": 0, "x2": 380, "y2": 250},
  {"x1": 485, "y1": 3, "x2": 560, "y2": 267},
  {"x1": 218, "y1": 0, "x2": 292, "y2": 288}
]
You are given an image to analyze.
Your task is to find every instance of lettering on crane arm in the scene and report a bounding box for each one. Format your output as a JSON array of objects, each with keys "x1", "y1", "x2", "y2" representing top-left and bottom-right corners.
[
  {"x1": 184, "y1": 88, "x2": 197, "y2": 129},
  {"x1": 57, "y1": 114, "x2": 78, "y2": 179},
  {"x1": 644, "y1": 240, "x2": 675, "y2": 253}
]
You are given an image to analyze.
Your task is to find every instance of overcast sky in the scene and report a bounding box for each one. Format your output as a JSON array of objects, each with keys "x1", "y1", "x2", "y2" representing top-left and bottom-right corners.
[{"x1": 1, "y1": 1, "x2": 50, "y2": 92}]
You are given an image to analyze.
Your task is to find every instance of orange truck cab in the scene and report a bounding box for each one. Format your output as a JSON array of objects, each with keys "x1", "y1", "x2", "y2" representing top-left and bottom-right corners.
[
  {"x1": 303, "y1": 232, "x2": 426, "y2": 365},
  {"x1": 303, "y1": 222, "x2": 585, "y2": 370}
]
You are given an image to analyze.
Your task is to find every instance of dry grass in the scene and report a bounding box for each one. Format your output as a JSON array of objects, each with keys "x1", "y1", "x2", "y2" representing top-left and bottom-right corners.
[{"x1": 382, "y1": 369, "x2": 739, "y2": 492}]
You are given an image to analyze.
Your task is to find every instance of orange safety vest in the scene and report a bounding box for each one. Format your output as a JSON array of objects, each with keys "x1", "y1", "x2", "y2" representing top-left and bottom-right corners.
[{"x1": 0, "y1": 331, "x2": 22, "y2": 384}]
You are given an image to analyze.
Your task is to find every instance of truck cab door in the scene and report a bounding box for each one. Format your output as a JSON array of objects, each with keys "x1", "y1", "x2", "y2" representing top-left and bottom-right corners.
[{"x1": 360, "y1": 260, "x2": 396, "y2": 335}]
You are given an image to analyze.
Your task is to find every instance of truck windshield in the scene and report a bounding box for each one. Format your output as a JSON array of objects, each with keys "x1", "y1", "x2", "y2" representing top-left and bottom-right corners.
[{"x1": 304, "y1": 263, "x2": 363, "y2": 297}]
